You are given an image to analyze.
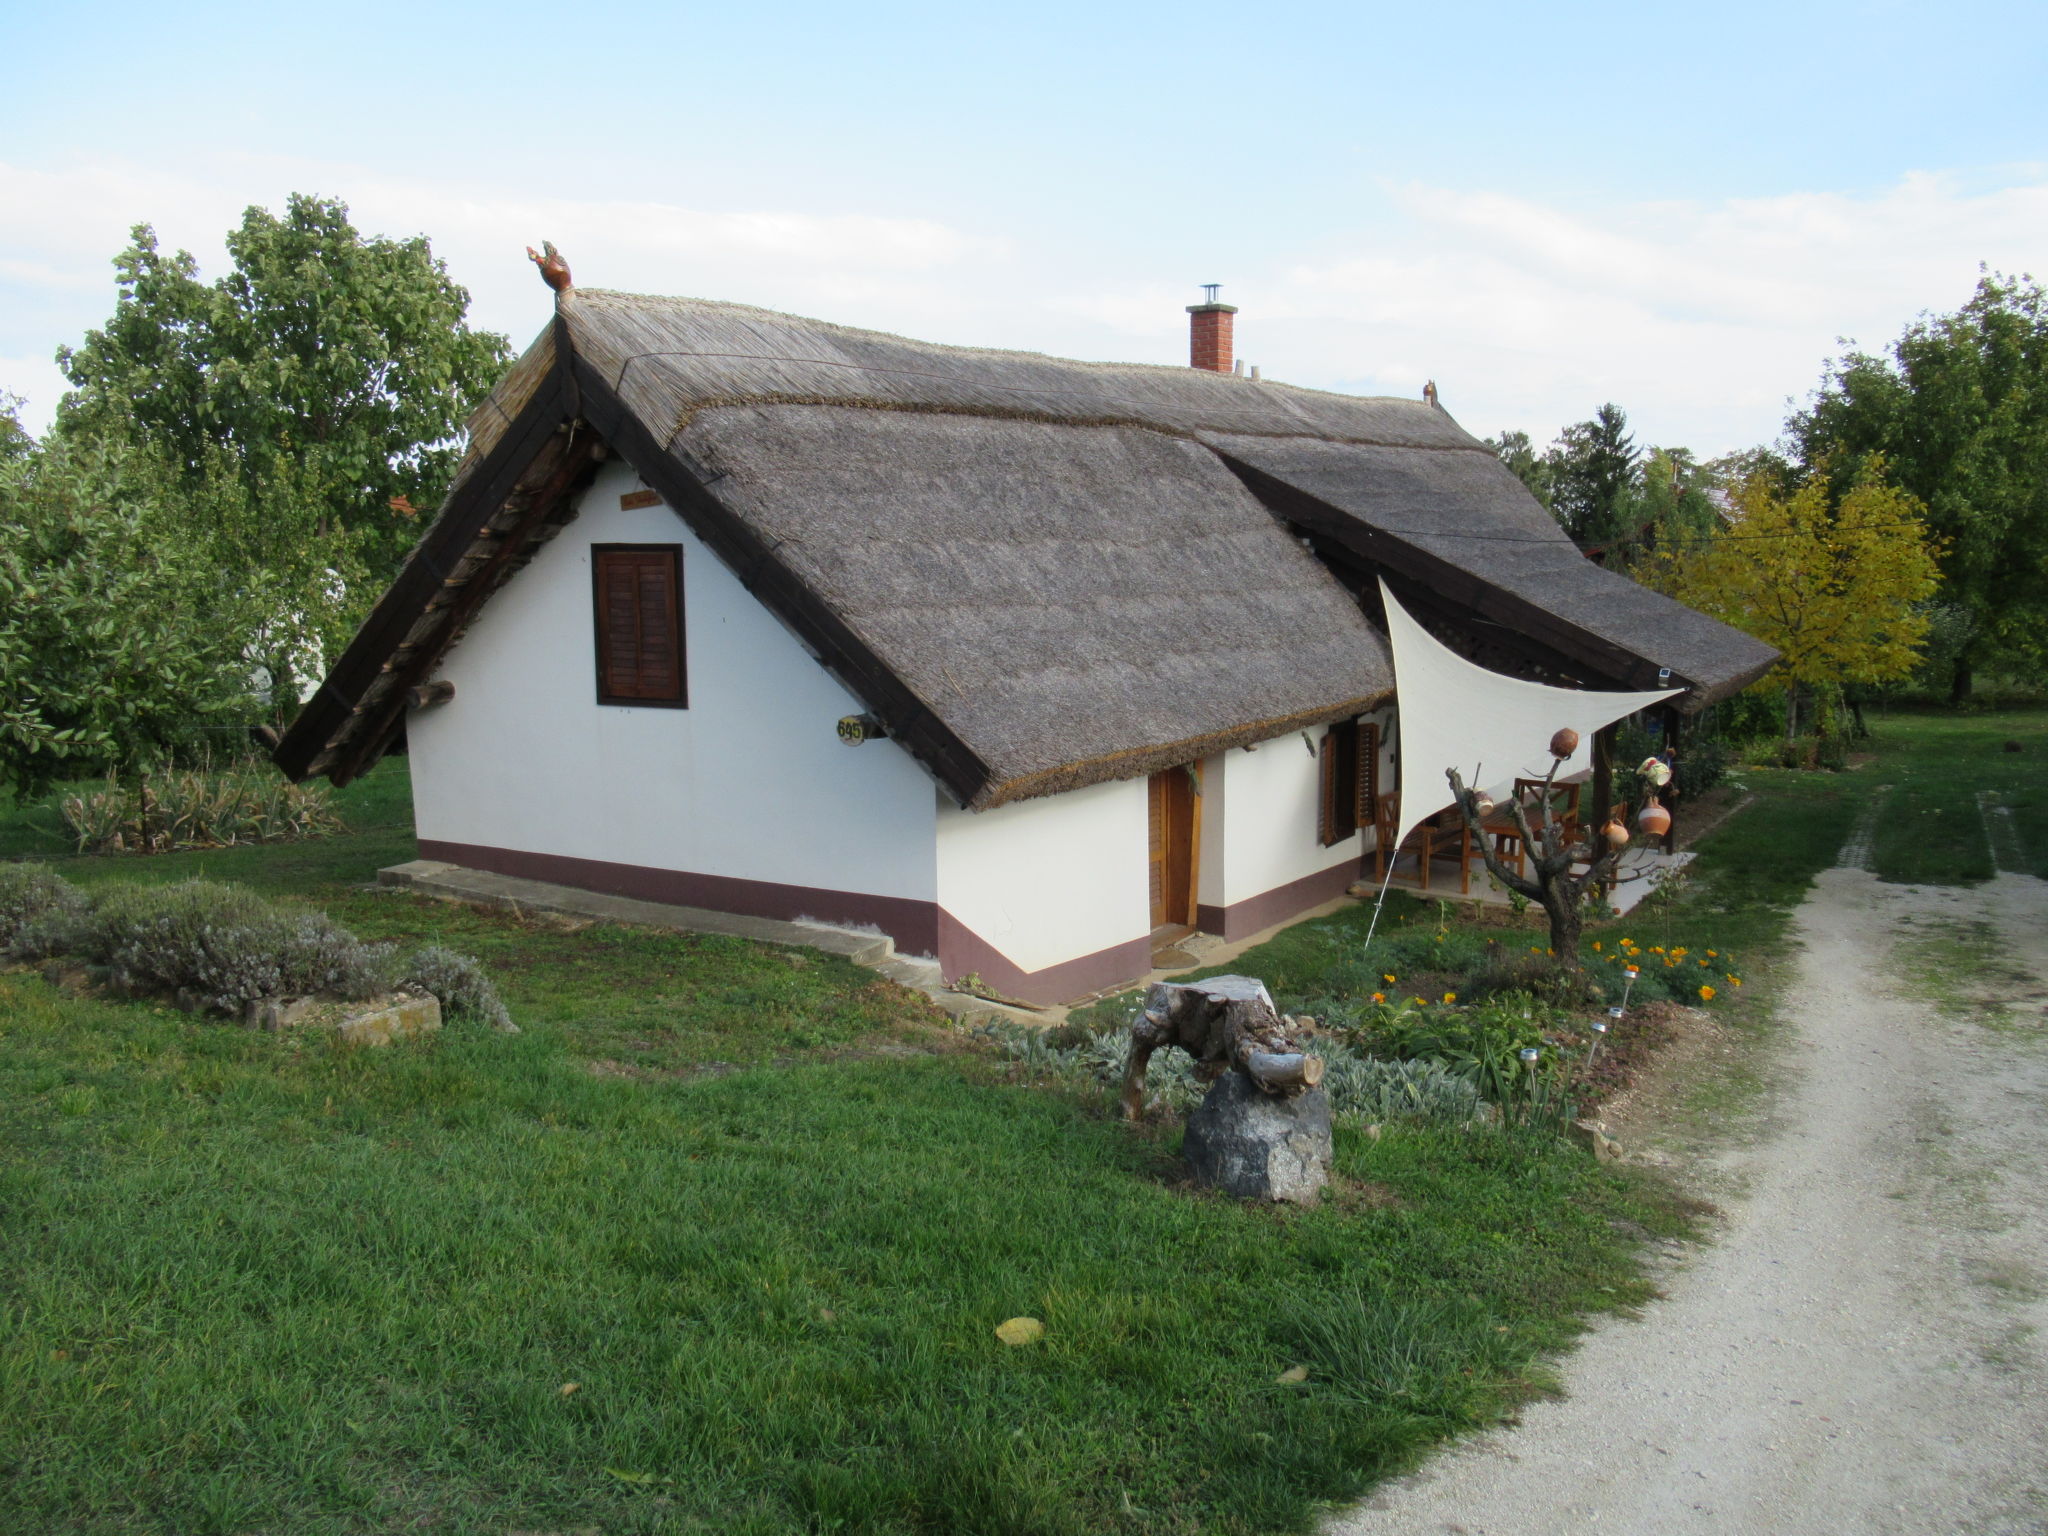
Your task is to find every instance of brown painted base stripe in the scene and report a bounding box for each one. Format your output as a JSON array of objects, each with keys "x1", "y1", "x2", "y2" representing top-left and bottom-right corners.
[
  {"x1": 418, "y1": 840, "x2": 940, "y2": 956},
  {"x1": 414, "y1": 840, "x2": 1156, "y2": 1007},
  {"x1": 937, "y1": 912, "x2": 1154, "y2": 1008},
  {"x1": 1196, "y1": 860, "x2": 1359, "y2": 942}
]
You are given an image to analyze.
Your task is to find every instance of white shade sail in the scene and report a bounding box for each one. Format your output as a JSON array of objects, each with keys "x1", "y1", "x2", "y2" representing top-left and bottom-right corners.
[{"x1": 1382, "y1": 580, "x2": 1681, "y2": 850}]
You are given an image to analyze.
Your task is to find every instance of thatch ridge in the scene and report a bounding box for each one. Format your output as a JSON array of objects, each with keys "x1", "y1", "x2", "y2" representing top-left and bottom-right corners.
[{"x1": 562, "y1": 288, "x2": 1483, "y2": 454}]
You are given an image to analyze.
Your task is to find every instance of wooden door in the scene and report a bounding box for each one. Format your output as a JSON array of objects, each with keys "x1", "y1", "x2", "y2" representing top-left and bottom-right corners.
[{"x1": 1147, "y1": 765, "x2": 1200, "y2": 931}]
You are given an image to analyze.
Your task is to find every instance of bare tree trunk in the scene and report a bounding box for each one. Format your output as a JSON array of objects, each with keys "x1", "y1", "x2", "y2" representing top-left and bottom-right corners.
[
  {"x1": 1949, "y1": 657, "x2": 1973, "y2": 706},
  {"x1": 1541, "y1": 884, "x2": 1583, "y2": 965}
]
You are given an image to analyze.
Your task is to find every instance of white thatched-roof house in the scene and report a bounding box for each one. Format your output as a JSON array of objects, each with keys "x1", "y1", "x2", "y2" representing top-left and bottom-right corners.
[{"x1": 276, "y1": 281, "x2": 1773, "y2": 1003}]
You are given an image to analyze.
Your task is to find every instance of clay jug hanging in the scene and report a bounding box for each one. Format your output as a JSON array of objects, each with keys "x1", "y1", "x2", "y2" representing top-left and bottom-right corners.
[
  {"x1": 1603, "y1": 817, "x2": 1630, "y2": 849},
  {"x1": 1549, "y1": 727, "x2": 1580, "y2": 760},
  {"x1": 1637, "y1": 798, "x2": 1672, "y2": 838}
]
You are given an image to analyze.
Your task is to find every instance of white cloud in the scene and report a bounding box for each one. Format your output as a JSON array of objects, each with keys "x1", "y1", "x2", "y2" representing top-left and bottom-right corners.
[
  {"x1": 1261, "y1": 171, "x2": 2048, "y2": 452},
  {"x1": 4, "y1": 153, "x2": 2045, "y2": 456}
]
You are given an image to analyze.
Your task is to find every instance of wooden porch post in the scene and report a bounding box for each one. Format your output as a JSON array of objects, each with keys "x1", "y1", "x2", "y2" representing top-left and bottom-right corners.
[
  {"x1": 1590, "y1": 723, "x2": 1616, "y2": 903},
  {"x1": 1662, "y1": 705, "x2": 1682, "y2": 854}
]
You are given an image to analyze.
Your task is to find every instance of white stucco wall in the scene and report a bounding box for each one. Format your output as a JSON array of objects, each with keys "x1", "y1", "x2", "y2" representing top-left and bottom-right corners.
[
  {"x1": 935, "y1": 776, "x2": 1149, "y2": 973},
  {"x1": 1208, "y1": 726, "x2": 1364, "y2": 907},
  {"x1": 407, "y1": 461, "x2": 940, "y2": 902}
]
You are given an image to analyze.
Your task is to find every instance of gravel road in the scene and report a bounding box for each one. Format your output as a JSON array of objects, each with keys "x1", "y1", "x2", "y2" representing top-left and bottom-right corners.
[{"x1": 1329, "y1": 865, "x2": 2048, "y2": 1536}]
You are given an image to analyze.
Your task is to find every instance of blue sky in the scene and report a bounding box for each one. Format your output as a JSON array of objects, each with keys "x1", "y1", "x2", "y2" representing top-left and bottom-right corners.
[{"x1": 6, "y1": 0, "x2": 2045, "y2": 452}]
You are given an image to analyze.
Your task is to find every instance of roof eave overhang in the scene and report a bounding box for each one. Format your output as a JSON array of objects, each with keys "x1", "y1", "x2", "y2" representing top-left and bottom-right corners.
[{"x1": 1210, "y1": 447, "x2": 1771, "y2": 707}]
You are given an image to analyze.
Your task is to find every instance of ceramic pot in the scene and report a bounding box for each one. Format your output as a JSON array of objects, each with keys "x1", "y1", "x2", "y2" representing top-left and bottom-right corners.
[{"x1": 1549, "y1": 727, "x2": 1580, "y2": 760}]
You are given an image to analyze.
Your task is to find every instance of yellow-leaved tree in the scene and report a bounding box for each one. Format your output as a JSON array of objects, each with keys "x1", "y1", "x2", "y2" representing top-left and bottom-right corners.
[{"x1": 1659, "y1": 463, "x2": 1941, "y2": 740}]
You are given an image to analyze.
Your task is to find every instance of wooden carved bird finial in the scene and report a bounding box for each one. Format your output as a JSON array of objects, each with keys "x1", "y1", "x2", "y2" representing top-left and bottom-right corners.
[{"x1": 526, "y1": 241, "x2": 571, "y2": 294}]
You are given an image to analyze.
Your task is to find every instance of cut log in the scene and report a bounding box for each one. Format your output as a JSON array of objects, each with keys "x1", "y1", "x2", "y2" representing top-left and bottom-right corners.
[
  {"x1": 1119, "y1": 974, "x2": 1321, "y2": 1119},
  {"x1": 1243, "y1": 1051, "x2": 1324, "y2": 1093},
  {"x1": 406, "y1": 679, "x2": 456, "y2": 711}
]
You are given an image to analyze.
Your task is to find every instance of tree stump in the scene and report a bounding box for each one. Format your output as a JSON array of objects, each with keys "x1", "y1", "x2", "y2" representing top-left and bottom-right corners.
[{"x1": 1121, "y1": 974, "x2": 1332, "y2": 1202}]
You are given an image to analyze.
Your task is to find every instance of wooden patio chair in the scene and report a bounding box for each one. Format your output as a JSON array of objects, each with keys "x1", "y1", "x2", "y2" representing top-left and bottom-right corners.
[
  {"x1": 1374, "y1": 792, "x2": 1476, "y2": 894},
  {"x1": 1513, "y1": 776, "x2": 1581, "y2": 845}
]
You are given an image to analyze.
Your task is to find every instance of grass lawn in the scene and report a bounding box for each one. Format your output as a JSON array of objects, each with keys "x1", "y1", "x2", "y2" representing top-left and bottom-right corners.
[
  {"x1": 1859, "y1": 706, "x2": 2048, "y2": 884},
  {"x1": 0, "y1": 714, "x2": 1982, "y2": 1535}
]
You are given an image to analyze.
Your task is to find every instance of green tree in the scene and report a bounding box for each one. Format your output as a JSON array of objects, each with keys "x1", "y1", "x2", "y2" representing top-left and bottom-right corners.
[
  {"x1": 1660, "y1": 464, "x2": 1942, "y2": 739},
  {"x1": 1791, "y1": 271, "x2": 2048, "y2": 700},
  {"x1": 1486, "y1": 428, "x2": 1554, "y2": 508},
  {"x1": 0, "y1": 436, "x2": 255, "y2": 799},
  {"x1": 56, "y1": 194, "x2": 510, "y2": 614},
  {"x1": 1545, "y1": 403, "x2": 1641, "y2": 548},
  {"x1": 1634, "y1": 447, "x2": 1722, "y2": 552},
  {"x1": 0, "y1": 392, "x2": 33, "y2": 466}
]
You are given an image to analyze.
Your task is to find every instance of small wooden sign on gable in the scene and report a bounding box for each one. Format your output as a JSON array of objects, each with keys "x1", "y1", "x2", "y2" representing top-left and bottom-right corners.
[{"x1": 619, "y1": 489, "x2": 663, "y2": 510}]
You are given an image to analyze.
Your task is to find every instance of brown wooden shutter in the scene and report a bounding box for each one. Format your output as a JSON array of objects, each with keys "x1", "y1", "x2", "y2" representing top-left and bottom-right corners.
[
  {"x1": 1320, "y1": 721, "x2": 1361, "y2": 847},
  {"x1": 592, "y1": 545, "x2": 686, "y2": 706},
  {"x1": 1355, "y1": 721, "x2": 1379, "y2": 831},
  {"x1": 1318, "y1": 732, "x2": 1337, "y2": 846}
]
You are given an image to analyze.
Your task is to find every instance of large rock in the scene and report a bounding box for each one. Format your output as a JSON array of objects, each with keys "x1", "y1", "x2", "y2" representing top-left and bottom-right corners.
[
  {"x1": 1183, "y1": 1069, "x2": 1333, "y2": 1203},
  {"x1": 242, "y1": 991, "x2": 441, "y2": 1044}
]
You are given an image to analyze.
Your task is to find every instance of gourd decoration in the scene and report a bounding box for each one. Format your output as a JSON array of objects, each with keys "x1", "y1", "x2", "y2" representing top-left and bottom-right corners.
[
  {"x1": 1549, "y1": 727, "x2": 1580, "y2": 760},
  {"x1": 1637, "y1": 799, "x2": 1672, "y2": 837}
]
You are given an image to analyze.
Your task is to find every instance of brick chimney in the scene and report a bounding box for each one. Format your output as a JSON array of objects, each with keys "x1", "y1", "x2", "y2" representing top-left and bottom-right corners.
[{"x1": 1187, "y1": 283, "x2": 1237, "y2": 373}]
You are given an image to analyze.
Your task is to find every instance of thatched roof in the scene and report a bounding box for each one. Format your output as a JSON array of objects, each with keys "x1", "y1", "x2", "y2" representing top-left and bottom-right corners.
[
  {"x1": 677, "y1": 405, "x2": 1391, "y2": 803},
  {"x1": 275, "y1": 288, "x2": 1775, "y2": 805}
]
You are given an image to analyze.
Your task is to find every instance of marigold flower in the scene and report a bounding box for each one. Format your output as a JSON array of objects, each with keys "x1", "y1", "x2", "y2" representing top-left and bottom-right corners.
[
  {"x1": 1383, "y1": 973, "x2": 1396, "y2": 985},
  {"x1": 1592, "y1": 941, "x2": 1602, "y2": 951},
  {"x1": 1371, "y1": 992, "x2": 1386, "y2": 1004},
  {"x1": 1442, "y1": 991, "x2": 1457, "y2": 1004},
  {"x1": 1651, "y1": 946, "x2": 1665, "y2": 954},
  {"x1": 1707, "y1": 950, "x2": 1718, "y2": 957},
  {"x1": 1530, "y1": 945, "x2": 1542, "y2": 953},
  {"x1": 1728, "y1": 976, "x2": 1742, "y2": 986},
  {"x1": 1699, "y1": 984, "x2": 1716, "y2": 1002}
]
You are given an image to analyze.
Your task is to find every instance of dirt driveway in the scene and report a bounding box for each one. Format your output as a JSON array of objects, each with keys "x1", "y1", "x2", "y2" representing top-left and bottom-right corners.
[{"x1": 1329, "y1": 864, "x2": 2048, "y2": 1535}]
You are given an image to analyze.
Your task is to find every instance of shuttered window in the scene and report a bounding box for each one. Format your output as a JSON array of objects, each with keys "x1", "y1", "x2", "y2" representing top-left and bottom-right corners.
[
  {"x1": 1318, "y1": 720, "x2": 1365, "y2": 847},
  {"x1": 592, "y1": 545, "x2": 686, "y2": 706}
]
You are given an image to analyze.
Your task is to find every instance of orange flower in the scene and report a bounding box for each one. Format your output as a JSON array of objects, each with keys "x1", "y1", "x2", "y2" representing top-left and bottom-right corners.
[
  {"x1": 1383, "y1": 973, "x2": 1397, "y2": 985},
  {"x1": 1707, "y1": 949, "x2": 1718, "y2": 957},
  {"x1": 1651, "y1": 946, "x2": 1665, "y2": 954},
  {"x1": 1371, "y1": 992, "x2": 1386, "y2": 1004},
  {"x1": 1699, "y1": 984, "x2": 1716, "y2": 1002},
  {"x1": 1728, "y1": 976, "x2": 1742, "y2": 987},
  {"x1": 1591, "y1": 941, "x2": 1602, "y2": 951},
  {"x1": 1442, "y1": 991, "x2": 1458, "y2": 1004}
]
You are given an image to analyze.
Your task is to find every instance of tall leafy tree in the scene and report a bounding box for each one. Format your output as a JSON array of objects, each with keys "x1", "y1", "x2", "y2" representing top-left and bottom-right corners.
[
  {"x1": 1485, "y1": 428, "x2": 1554, "y2": 508},
  {"x1": 0, "y1": 391, "x2": 33, "y2": 466},
  {"x1": 0, "y1": 435, "x2": 255, "y2": 799},
  {"x1": 1661, "y1": 465, "x2": 1941, "y2": 737},
  {"x1": 1792, "y1": 271, "x2": 2048, "y2": 699},
  {"x1": 56, "y1": 194, "x2": 510, "y2": 632},
  {"x1": 1545, "y1": 403, "x2": 1641, "y2": 548}
]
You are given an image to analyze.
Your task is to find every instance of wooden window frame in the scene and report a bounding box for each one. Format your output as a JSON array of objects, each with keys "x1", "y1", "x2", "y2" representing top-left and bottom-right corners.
[{"x1": 591, "y1": 543, "x2": 687, "y2": 708}]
